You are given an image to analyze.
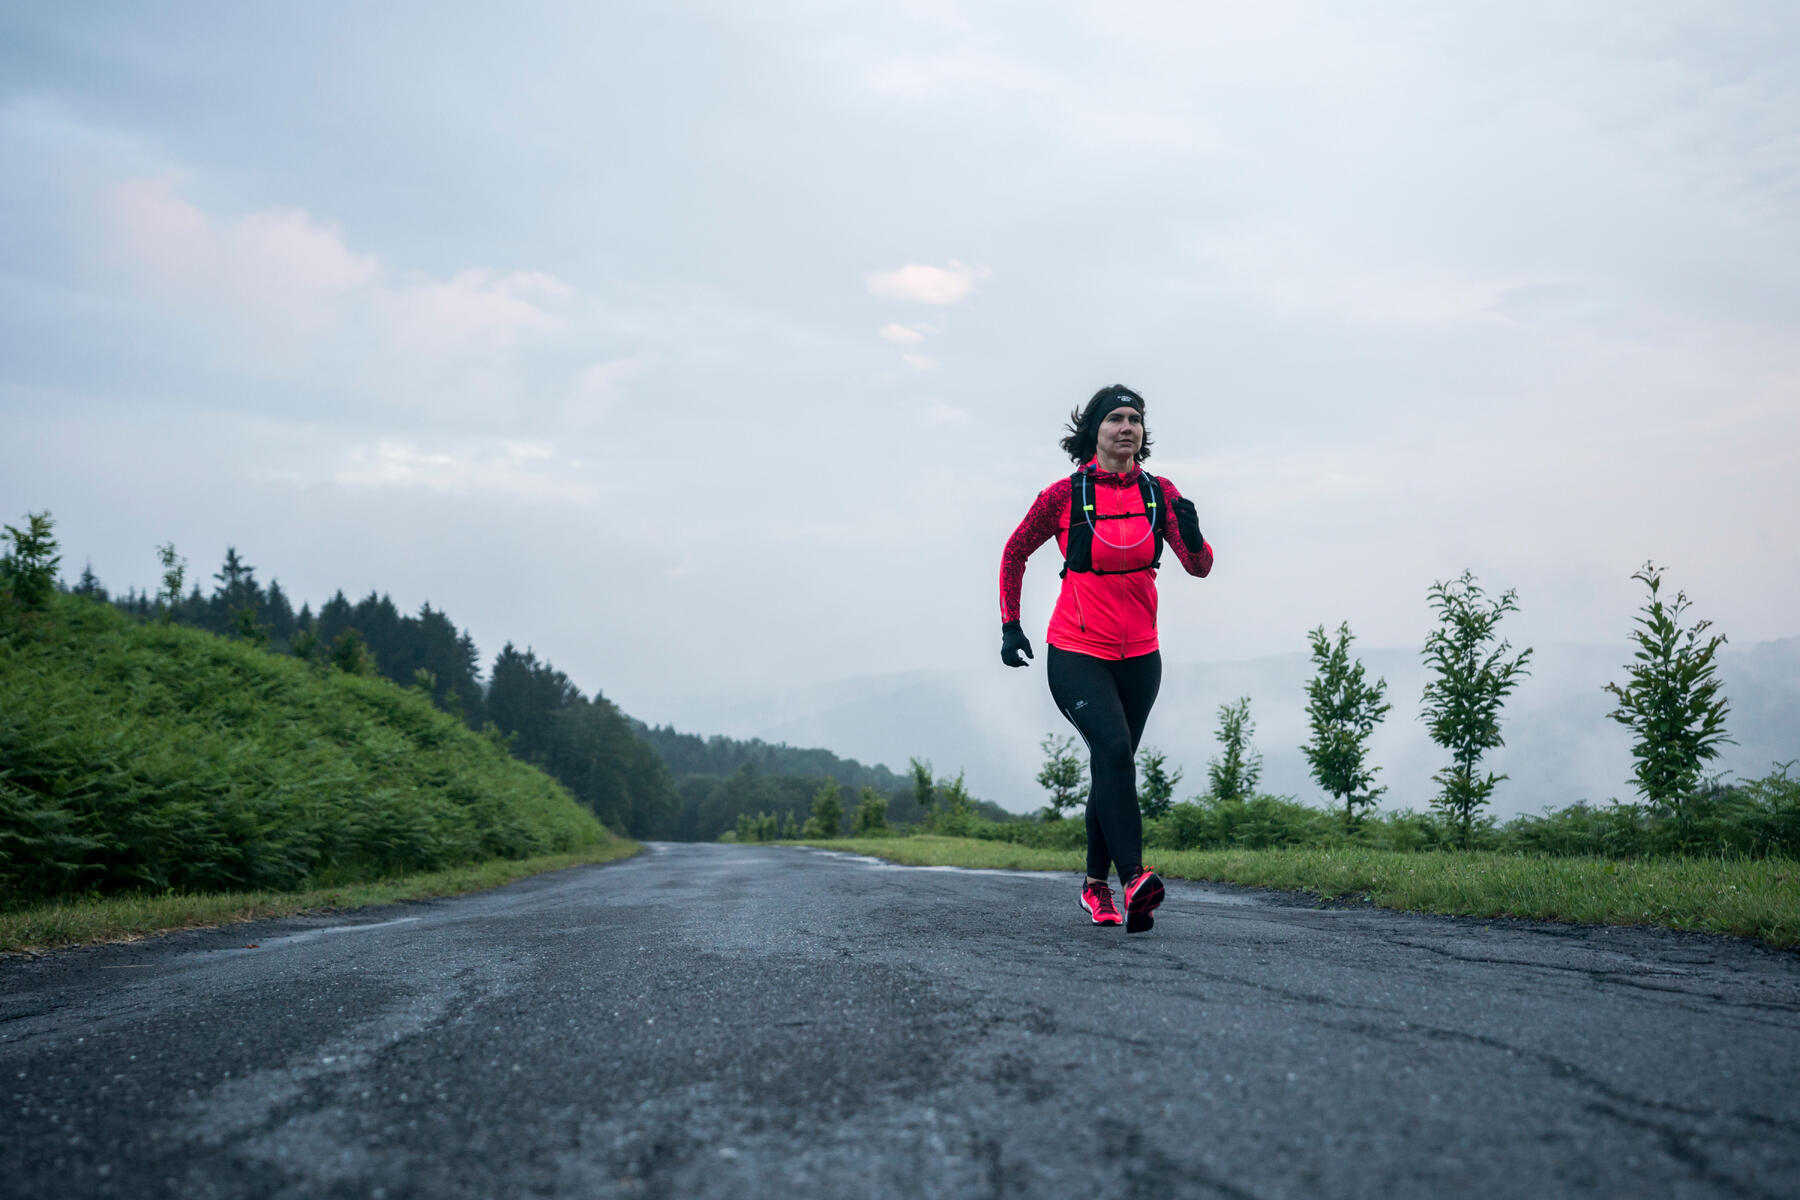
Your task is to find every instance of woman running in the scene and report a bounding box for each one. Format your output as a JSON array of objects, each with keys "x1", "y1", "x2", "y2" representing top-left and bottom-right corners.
[{"x1": 998, "y1": 384, "x2": 1213, "y2": 932}]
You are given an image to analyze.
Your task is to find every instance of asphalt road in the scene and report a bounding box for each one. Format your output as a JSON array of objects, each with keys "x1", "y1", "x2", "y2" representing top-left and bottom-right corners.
[{"x1": 4, "y1": 843, "x2": 1799, "y2": 1199}]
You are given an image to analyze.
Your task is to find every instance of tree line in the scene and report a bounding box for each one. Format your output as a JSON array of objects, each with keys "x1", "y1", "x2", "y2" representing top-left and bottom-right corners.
[
  {"x1": 1032, "y1": 564, "x2": 1781, "y2": 856},
  {"x1": 7, "y1": 512, "x2": 1006, "y2": 843}
]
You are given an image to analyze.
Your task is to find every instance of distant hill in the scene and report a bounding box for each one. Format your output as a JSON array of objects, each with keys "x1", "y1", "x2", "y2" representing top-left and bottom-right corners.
[
  {"x1": 624, "y1": 721, "x2": 910, "y2": 794},
  {"x1": 623, "y1": 719, "x2": 1017, "y2": 839},
  {"x1": 630, "y1": 638, "x2": 1800, "y2": 819}
]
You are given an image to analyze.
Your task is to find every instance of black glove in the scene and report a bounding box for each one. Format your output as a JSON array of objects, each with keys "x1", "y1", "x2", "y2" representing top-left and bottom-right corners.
[
  {"x1": 1173, "y1": 497, "x2": 1204, "y2": 553},
  {"x1": 1001, "y1": 621, "x2": 1034, "y2": 668}
]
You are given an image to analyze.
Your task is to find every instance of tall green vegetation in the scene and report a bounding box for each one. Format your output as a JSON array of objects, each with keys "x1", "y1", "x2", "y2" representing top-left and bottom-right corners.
[
  {"x1": 929, "y1": 770, "x2": 977, "y2": 835},
  {"x1": 804, "y1": 778, "x2": 845, "y2": 838},
  {"x1": 1603, "y1": 563, "x2": 1733, "y2": 837},
  {"x1": 1, "y1": 512, "x2": 60, "y2": 613},
  {"x1": 1420, "y1": 571, "x2": 1533, "y2": 847},
  {"x1": 1036, "y1": 733, "x2": 1085, "y2": 820},
  {"x1": 0, "y1": 594, "x2": 603, "y2": 903},
  {"x1": 1302, "y1": 622, "x2": 1392, "y2": 827},
  {"x1": 911, "y1": 757, "x2": 935, "y2": 816},
  {"x1": 484, "y1": 643, "x2": 677, "y2": 838},
  {"x1": 154, "y1": 542, "x2": 185, "y2": 622},
  {"x1": 1207, "y1": 697, "x2": 1262, "y2": 803},
  {"x1": 1136, "y1": 748, "x2": 1181, "y2": 819},
  {"x1": 853, "y1": 786, "x2": 889, "y2": 835}
]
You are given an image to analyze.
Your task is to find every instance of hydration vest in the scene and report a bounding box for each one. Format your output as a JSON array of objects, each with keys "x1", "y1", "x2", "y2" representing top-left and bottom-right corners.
[{"x1": 1061, "y1": 466, "x2": 1164, "y2": 578}]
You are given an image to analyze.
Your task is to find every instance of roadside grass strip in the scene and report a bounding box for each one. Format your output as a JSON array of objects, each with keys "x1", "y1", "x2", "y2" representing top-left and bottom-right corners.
[
  {"x1": 0, "y1": 841, "x2": 641, "y2": 955},
  {"x1": 799, "y1": 837, "x2": 1800, "y2": 948}
]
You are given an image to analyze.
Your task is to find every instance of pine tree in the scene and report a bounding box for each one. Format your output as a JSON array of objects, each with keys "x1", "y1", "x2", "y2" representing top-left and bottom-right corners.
[
  {"x1": 264, "y1": 580, "x2": 297, "y2": 645},
  {"x1": 1420, "y1": 570, "x2": 1533, "y2": 847},
  {"x1": 211, "y1": 547, "x2": 259, "y2": 634},
  {"x1": 1207, "y1": 697, "x2": 1262, "y2": 803},
  {"x1": 1603, "y1": 563, "x2": 1733, "y2": 823},
  {"x1": 1302, "y1": 622, "x2": 1392, "y2": 827},
  {"x1": 1036, "y1": 734, "x2": 1086, "y2": 820},
  {"x1": 74, "y1": 560, "x2": 107, "y2": 601}
]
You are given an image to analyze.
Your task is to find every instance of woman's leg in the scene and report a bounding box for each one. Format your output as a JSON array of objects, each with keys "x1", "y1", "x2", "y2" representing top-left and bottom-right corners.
[
  {"x1": 1114, "y1": 650, "x2": 1162, "y2": 758},
  {"x1": 1109, "y1": 651, "x2": 1162, "y2": 880},
  {"x1": 1047, "y1": 646, "x2": 1141, "y2": 885}
]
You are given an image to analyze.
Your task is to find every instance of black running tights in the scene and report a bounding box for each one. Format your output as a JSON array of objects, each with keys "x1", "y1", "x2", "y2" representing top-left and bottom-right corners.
[{"x1": 1046, "y1": 646, "x2": 1162, "y2": 885}]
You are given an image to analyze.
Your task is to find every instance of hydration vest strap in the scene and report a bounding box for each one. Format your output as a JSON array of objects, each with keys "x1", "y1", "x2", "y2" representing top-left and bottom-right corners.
[{"x1": 1060, "y1": 467, "x2": 1164, "y2": 578}]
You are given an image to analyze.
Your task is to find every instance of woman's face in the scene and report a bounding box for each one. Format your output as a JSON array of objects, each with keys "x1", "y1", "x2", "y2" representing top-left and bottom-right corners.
[{"x1": 1097, "y1": 404, "x2": 1143, "y2": 462}]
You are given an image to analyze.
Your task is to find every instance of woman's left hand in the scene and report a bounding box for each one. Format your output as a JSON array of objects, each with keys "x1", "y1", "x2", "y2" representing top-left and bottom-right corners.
[{"x1": 1174, "y1": 497, "x2": 1204, "y2": 552}]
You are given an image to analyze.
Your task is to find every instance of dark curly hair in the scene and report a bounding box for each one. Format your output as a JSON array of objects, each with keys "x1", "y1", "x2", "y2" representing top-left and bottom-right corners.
[{"x1": 1060, "y1": 384, "x2": 1151, "y2": 464}]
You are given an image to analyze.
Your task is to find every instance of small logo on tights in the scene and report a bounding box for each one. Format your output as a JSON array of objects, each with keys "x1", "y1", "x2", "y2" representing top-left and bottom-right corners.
[{"x1": 1073, "y1": 700, "x2": 1088, "y2": 710}]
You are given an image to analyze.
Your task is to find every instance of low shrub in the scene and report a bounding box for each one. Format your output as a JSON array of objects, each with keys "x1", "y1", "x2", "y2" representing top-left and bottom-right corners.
[
  {"x1": 1494, "y1": 766, "x2": 1800, "y2": 859},
  {"x1": 1145, "y1": 793, "x2": 1344, "y2": 851}
]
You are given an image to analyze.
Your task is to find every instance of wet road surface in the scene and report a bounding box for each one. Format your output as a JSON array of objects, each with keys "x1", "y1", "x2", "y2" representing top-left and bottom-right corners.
[{"x1": 4, "y1": 842, "x2": 1799, "y2": 1198}]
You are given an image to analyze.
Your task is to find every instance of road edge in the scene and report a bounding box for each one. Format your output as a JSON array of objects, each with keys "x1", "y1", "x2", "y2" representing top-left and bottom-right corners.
[{"x1": 0, "y1": 840, "x2": 644, "y2": 957}]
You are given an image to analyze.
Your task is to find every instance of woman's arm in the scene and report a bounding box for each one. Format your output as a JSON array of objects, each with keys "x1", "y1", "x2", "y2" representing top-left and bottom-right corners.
[
  {"x1": 1157, "y1": 477, "x2": 1213, "y2": 578},
  {"x1": 999, "y1": 479, "x2": 1069, "y2": 623}
]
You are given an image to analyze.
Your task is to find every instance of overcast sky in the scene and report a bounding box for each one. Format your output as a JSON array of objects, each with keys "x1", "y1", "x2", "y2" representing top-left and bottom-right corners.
[{"x1": 4, "y1": 2, "x2": 1797, "y2": 736}]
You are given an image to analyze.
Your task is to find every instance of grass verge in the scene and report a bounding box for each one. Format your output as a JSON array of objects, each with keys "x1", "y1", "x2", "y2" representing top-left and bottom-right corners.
[
  {"x1": 796, "y1": 836, "x2": 1800, "y2": 948},
  {"x1": 0, "y1": 840, "x2": 641, "y2": 956}
]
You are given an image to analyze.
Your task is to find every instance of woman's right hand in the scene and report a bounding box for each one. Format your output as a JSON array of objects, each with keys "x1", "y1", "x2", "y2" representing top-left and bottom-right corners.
[{"x1": 1001, "y1": 621, "x2": 1034, "y2": 668}]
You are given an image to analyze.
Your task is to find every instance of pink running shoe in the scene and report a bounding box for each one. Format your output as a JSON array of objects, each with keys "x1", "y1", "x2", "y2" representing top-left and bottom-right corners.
[
  {"x1": 1080, "y1": 881, "x2": 1123, "y2": 926},
  {"x1": 1123, "y1": 868, "x2": 1164, "y2": 933}
]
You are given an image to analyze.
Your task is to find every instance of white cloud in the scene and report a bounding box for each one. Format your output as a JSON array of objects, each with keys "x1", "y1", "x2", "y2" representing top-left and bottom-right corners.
[
  {"x1": 564, "y1": 352, "x2": 658, "y2": 426},
  {"x1": 111, "y1": 179, "x2": 570, "y2": 355},
  {"x1": 924, "y1": 400, "x2": 969, "y2": 425},
  {"x1": 333, "y1": 440, "x2": 597, "y2": 502},
  {"x1": 879, "y1": 322, "x2": 932, "y2": 344},
  {"x1": 901, "y1": 351, "x2": 937, "y2": 371},
  {"x1": 865, "y1": 259, "x2": 991, "y2": 305},
  {"x1": 375, "y1": 269, "x2": 569, "y2": 358},
  {"x1": 112, "y1": 178, "x2": 378, "y2": 332}
]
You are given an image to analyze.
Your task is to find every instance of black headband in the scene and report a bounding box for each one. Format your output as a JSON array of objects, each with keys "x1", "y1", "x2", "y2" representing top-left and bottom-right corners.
[{"x1": 1088, "y1": 393, "x2": 1144, "y2": 432}]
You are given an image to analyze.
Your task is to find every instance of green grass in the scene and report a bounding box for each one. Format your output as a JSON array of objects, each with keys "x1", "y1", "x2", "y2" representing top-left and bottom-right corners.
[
  {"x1": 2, "y1": 596, "x2": 607, "y2": 900},
  {"x1": 798, "y1": 836, "x2": 1800, "y2": 948},
  {"x1": 0, "y1": 839, "x2": 641, "y2": 954}
]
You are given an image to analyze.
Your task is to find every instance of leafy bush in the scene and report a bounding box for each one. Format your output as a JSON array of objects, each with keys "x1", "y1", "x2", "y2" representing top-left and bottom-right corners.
[
  {"x1": 1145, "y1": 793, "x2": 1342, "y2": 851},
  {"x1": 853, "y1": 786, "x2": 888, "y2": 835},
  {"x1": 1496, "y1": 766, "x2": 1800, "y2": 860}
]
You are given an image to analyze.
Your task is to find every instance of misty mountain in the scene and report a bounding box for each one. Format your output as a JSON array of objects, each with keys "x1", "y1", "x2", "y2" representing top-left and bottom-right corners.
[{"x1": 633, "y1": 639, "x2": 1800, "y2": 820}]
